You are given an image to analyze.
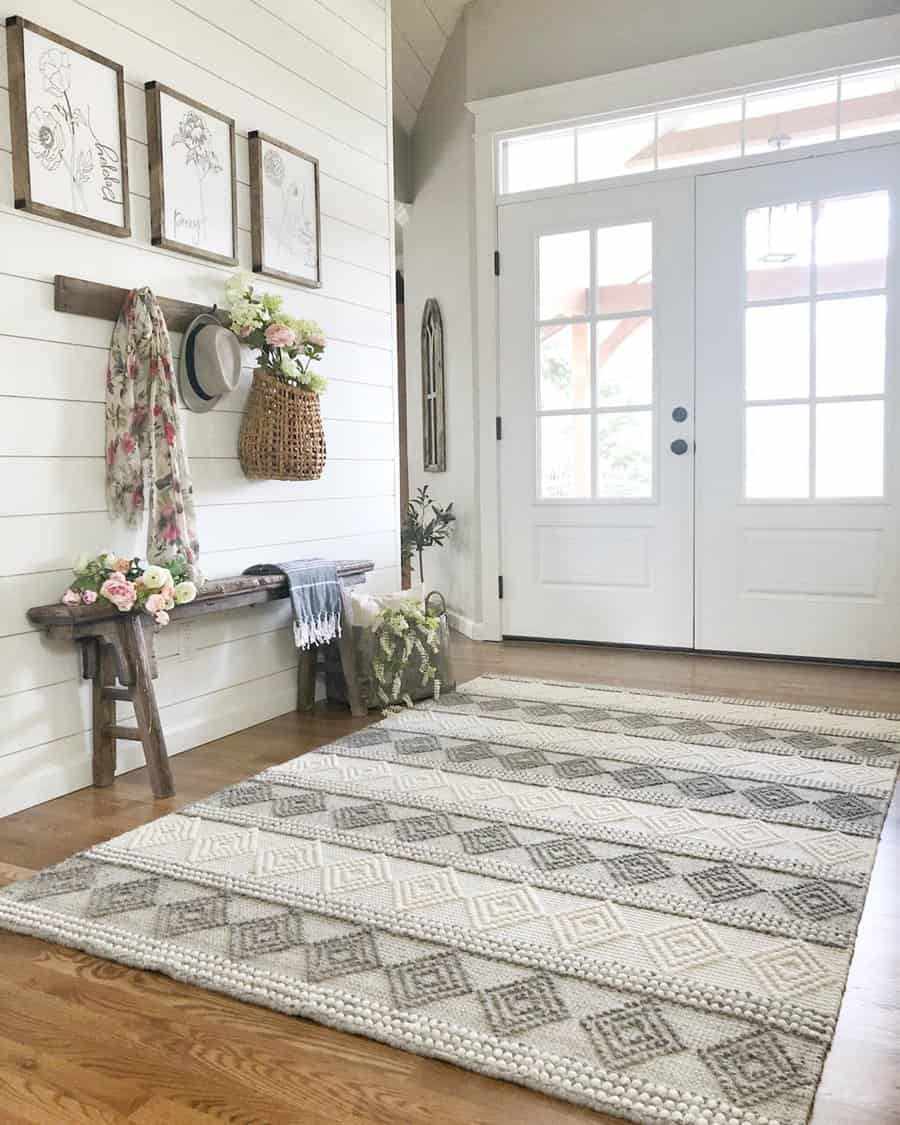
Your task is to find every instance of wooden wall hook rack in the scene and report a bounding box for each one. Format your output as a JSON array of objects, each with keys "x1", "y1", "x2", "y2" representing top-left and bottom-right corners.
[{"x1": 54, "y1": 275, "x2": 218, "y2": 333}]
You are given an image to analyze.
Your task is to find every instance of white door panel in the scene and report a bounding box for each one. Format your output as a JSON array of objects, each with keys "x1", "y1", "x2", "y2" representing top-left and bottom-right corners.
[
  {"x1": 695, "y1": 145, "x2": 900, "y2": 660},
  {"x1": 498, "y1": 179, "x2": 695, "y2": 644}
]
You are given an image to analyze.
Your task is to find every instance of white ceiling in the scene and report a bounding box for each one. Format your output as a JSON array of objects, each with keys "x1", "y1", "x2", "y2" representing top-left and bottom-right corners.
[{"x1": 391, "y1": 0, "x2": 468, "y2": 133}]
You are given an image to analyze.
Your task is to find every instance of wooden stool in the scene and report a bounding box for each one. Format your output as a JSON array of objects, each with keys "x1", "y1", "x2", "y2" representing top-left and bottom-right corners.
[{"x1": 27, "y1": 560, "x2": 374, "y2": 798}]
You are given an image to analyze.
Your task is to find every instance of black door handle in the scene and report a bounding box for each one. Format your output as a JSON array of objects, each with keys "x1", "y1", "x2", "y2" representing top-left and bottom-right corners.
[
  {"x1": 670, "y1": 439, "x2": 689, "y2": 455},
  {"x1": 672, "y1": 406, "x2": 688, "y2": 422}
]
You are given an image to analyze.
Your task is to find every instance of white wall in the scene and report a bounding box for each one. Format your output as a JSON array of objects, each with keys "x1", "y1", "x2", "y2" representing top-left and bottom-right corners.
[
  {"x1": 0, "y1": 0, "x2": 399, "y2": 816},
  {"x1": 403, "y1": 20, "x2": 480, "y2": 630}
]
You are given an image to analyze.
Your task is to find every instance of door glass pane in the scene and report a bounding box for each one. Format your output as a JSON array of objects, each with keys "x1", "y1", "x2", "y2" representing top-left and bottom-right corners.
[
  {"x1": 841, "y1": 67, "x2": 900, "y2": 139},
  {"x1": 596, "y1": 317, "x2": 653, "y2": 406},
  {"x1": 815, "y1": 192, "x2": 889, "y2": 294},
  {"x1": 745, "y1": 404, "x2": 810, "y2": 498},
  {"x1": 596, "y1": 222, "x2": 653, "y2": 312},
  {"x1": 657, "y1": 98, "x2": 742, "y2": 168},
  {"x1": 744, "y1": 80, "x2": 838, "y2": 155},
  {"x1": 577, "y1": 116, "x2": 655, "y2": 182},
  {"x1": 815, "y1": 296, "x2": 886, "y2": 398},
  {"x1": 746, "y1": 203, "x2": 812, "y2": 300},
  {"x1": 502, "y1": 130, "x2": 575, "y2": 194},
  {"x1": 539, "y1": 324, "x2": 591, "y2": 410},
  {"x1": 596, "y1": 411, "x2": 653, "y2": 499},
  {"x1": 744, "y1": 304, "x2": 809, "y2": 402},
  {"x1": 816, "y1": 401, "x2": 884, "y2": 497},
  {"x1": 540, "y1": 415, "x2": 591, "y2": 498},
  {"x1": 539, "y1": 230, "x2": 589, "y2": 319}
]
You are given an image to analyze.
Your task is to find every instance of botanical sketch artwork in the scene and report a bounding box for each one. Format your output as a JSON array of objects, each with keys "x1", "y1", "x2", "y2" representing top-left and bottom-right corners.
[
  {"x1": 147, "y1": 84, "x2": 236, "y2": 264},
  {"x1": 11, "y1": 22, "x2": 128, "y2": 233},
  {"x1": 250, "y1": 132, "x2": 321, "y2": 287}
]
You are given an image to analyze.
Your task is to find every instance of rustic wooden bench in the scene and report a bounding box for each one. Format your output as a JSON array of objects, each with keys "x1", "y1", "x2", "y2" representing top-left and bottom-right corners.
[{"x1": 27, "y1": 560, "x2": 374, "y2": 799}]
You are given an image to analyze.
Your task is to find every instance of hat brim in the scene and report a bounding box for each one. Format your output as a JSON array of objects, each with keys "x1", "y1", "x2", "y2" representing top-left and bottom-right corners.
[{"x1": 178, "y1": 312, "x2": 229, "y2": 414}]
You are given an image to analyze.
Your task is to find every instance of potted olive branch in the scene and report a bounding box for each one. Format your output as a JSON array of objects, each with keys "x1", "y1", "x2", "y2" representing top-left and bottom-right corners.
[{"x1": 401, "y1": 486, "x2": 455, "y2": 585}]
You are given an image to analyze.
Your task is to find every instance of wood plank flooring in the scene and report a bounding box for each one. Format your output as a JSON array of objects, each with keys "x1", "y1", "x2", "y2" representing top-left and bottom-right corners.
[{"x1": 0, "y1": 636, "x2": 897, "y2": 1124}]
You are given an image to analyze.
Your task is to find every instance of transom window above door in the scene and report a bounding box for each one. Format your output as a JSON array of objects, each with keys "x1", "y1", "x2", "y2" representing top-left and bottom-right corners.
[
  {"x1": 743, "y1": 190, "x2": 889, "y2": 500},
  {"x1": 536, "y1": 221, "x2": 655, "y2": 500}
]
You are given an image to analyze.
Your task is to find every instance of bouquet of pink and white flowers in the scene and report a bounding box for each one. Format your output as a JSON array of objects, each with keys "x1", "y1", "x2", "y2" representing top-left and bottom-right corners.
[{"x1": 60, "y1": 552, "x2": 199, "y2": 626}]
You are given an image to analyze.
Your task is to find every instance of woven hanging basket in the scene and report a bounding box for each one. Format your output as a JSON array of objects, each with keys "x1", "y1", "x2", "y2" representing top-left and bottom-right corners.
[{"x1": 238, "y1": 367, "x2": 327, "y2": 481}]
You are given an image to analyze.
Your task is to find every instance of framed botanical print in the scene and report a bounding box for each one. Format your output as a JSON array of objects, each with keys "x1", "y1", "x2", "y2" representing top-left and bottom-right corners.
[
  {"x1": 145, "y1": 82, "x2": 237, "y2": 266},
  {"x1": 249, "y1": 131, "x2": 321, "y2": 288},
  {"x1": 5, "y1": 16, "x2": 130, "y2": 237}
]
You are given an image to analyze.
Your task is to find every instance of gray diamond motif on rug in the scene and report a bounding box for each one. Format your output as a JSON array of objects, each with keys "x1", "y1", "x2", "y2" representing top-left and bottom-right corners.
[
  {"x1": 271, "y1": 791, "x2": 327, "y2": 818},
  {"x1": 479, "y1": 973, "x2": 570, "y2": 1036},
  {"x1": 341, "y1": 729, "x2": 392, "y2": 748},
  {"x1": 394, "y1": 812, "x2": 454, "y2": 842},
  {"x1": 477, "y1": 698, "x2": 519, "y2": 712},
  {"x1": 306, "y1": 928, "x2": 381, "y2": 982},
  {"x1": 570, "y1": 708, "x2": 614, "y2": 723},
  {"x1": 446, "y1": 741, "x2": 496, "y2": 763},
  {"x1": 458, "y1": 824, "x2": 518, "y2": 854},
  {"x1": 773, "y1": 880, "x2": 854, "y2": 920},
  {"x1": 742, "y1": 784, "x2": 804, "y2": 810},
  {"x1": 217, "y1": 782, "x2": 273, "y2": 807},
  {"x1": 581, "y1": 1002, "x2": 685, "y2": 1068},
  {"x1": 669, "y1": 721, "x2": 717, "y2": 737},
  {"x1": 333, "y1": 802, "x2": 393, "y2": 830},
  {"x1": 155, "y1": 894, "x2": 228, "y2": 939},
  {"x1": 527, "y1": 838, "x2": 596, "y2": 871},
  {"x1": 16, "y1": 861, "x2": 97, "y2": 902},
  {"x1": 86, "y1": 876, "x2": 160, "y2": 917},
  {"x1": 229, "y1": 911, "x2": 303, "y2": 959},
  {"x1": 554, "y1": 756, "x2": 606, "y2": 779},
  {"x1": 499, "y1": 750, "x2": 549, "y2": 771},
  {"x1": 844, "y1": 739, "x2": 898, "y2": 759},
  {"x1": 394, "y1": 735, "x2": 442, "y2": 756},
  {"x1": 816, "y1": 794, "x2": 878, "y2": 820},
  {"x1": 618, "y1": 715, "x2": 661, "y2": 730},
  {"x1": 387, "y1": 950, "x2": 472, "y2": 1007},
  {"x1": 524, "y1": 703, "x2": 566, "y2": 717},
  {"x1": 782, "y1": 733, "x2": 832, "y2": 750},
  {"x1": 682, "y1": 865, "x2": 760, "y2": 903},
  {"x1": 729, "y1": 726, "x2": 774, "y2": 744},
  {"x1": 603, "y1": 851, "x2": 674, "y2": 885},
  {"x1": 675, "y1": 775, "x2": 735, "y2": 799},
  {"x1": 437, "y1": 693, "x2": 474, "y2": 707},
  {"x1": 700, "y1": 1029, "x2": 807, "y2": 1108},
  {"x1": 612, "y1": 765, "x2": 669, "y2": 789}
]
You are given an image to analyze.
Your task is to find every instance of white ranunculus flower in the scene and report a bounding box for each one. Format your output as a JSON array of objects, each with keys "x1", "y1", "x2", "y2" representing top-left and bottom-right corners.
[
  {"x1": 73, "y1": 553, "x2": 91, "y2": 574},
  {"x1": 98, "y1": 551, "x2": 118, "y2": 570},
  {"x1": 141, "y1": 564, "x2": 172, "y2": 591},
  {"x1": 173, "y1": 581, "x2": 198, "y2": 605}
]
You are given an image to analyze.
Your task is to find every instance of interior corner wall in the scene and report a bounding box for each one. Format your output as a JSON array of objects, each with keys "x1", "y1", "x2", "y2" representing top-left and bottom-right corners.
[
  {"x1": 404, "y1": 18, "x2": 481, "y2": 629},
  {"x1": 0, "y1": 0, "x2": 399, "y2": 816},
  {"x1": 464, "y1": 0, "x2": 900, "y2": 100}
]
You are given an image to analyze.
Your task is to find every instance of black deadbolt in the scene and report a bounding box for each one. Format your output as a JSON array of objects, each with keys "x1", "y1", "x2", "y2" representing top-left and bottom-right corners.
[
  {"x1": 670, "y1": 439, "x2": 689, "y2": 455},
  {"x1": 672, "y1": 406, "x2": 688, "y2": 422}
]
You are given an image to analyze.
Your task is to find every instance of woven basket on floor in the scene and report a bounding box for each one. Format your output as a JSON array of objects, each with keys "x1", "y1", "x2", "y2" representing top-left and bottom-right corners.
[{"x1": 239, "y1": 367, "x2": 327, "y2": 481}]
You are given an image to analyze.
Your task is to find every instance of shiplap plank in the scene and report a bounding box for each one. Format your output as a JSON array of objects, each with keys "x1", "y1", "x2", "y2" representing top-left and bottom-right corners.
[
  {"x1": 423, "y1": 0, "x2": 465, "y2": 39},
  {"x1": 180, "y1": 0, "x2": 387, "y2": 121},
  {"x1": 256, "y1": 0, "x2": 386, "y2": 85},
  {"x1": 393, "y1": 86, "x2": 418, "y2": 136},
  {"x1": 392, "y1": 34, "x2": 431, "y2": 109},
  {"x1": 0, "y1": 10, "x2": 388, "y2": 198},
  {"x1": 316, "y1": 0, "x2": 386, "y2": 47},
  {"x1": 393, "y1": 0, "x2": 448, "y2": 76}
]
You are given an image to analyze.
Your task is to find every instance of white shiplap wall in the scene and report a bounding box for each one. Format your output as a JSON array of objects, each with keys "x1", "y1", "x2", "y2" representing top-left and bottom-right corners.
[{"x1": 0, "y1": 0, "x2": 399, "y2": 816}]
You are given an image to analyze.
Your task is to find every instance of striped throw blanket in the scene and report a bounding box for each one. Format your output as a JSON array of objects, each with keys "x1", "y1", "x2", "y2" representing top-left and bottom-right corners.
[{"x1": 243, "y1": 559, "x2": 342, "y2": 649}]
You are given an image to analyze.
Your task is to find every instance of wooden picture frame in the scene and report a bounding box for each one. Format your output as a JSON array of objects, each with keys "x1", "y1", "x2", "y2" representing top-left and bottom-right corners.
[
  {"x1": 249, "y1": 130, "x2": 322, "y2": 288},
  {"x1": 421, "y1": 298, "x2": 446, "y2": 472},
  {"x1": 145, "y1": 82, "x2": 237, "y2": 266},
  {"x1": 5, "y1": 16, "x2": 130, "y2": 238}
]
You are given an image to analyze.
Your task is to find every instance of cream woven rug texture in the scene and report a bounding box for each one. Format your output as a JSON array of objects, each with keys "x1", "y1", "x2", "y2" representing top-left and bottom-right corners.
[{"x1": 1, "y1": 674, "x2": 898, "y2": 1125}]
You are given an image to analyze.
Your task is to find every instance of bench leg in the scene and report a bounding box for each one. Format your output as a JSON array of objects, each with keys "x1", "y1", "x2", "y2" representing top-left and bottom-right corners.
[
  {"x1": 90, "y1": 640, "x2": 118, "y2": 787},
  {"x1": 121, "y1": 616, "x2": 175, "y2": 799},
  {"x1": 297, "y1": 648, "x2": 317, "y2": 711},
  {"x1": 337, "y1": 584, "x2": 366, "y2": 717}
]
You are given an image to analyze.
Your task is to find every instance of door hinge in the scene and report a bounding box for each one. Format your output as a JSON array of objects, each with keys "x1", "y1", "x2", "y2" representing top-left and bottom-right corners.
[
  {"x1": 498, "y1": 575, "x2": 504, "y2": 599},
  {"x1": 494, "y1": 250, "x2": 500, "y2": 276},
  {"x1": 495, "y1": 416, "x2": 502, "y2": 440}
]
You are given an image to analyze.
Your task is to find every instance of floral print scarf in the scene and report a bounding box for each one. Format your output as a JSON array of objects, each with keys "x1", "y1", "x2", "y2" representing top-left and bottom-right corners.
[{"x1": 105, "y1": 288, "x2": 200, "y2": 576}]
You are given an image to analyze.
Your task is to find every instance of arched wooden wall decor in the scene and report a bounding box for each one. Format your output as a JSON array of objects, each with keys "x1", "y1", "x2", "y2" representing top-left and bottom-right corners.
[{"x1": 421, "y1": 298, "x2": 446, "y2": 472}]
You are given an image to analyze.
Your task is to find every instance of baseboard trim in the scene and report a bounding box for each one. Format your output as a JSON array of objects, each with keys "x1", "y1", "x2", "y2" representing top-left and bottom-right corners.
[{"x1": 447, "y1": 611, "x2": 487, "y2": 641}]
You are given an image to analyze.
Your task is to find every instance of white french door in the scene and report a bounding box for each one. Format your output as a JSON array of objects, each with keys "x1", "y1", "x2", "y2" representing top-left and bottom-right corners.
[
  {"x1": 695, "y1": 144, "x2": 900, "y2": 661},
  {"x1": 498, "y1": 179, "x2": 695, "y2": 646},
  {"x1": 499, "y1": 142, "x2": 900, "y2": 661}
]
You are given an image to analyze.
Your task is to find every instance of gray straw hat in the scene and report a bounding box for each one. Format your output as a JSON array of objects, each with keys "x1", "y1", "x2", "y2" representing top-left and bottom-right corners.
[{"x1": 178, "y1": 312, "x2": 242, "y2": 413}]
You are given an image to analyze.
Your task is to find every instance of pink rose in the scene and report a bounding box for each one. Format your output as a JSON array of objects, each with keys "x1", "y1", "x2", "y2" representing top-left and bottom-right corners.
[
  {"x1": 306, "y1": 332, "x2": 326, "y2": 349},
  {"x1": 154, "y1": 610, "x2": 170, "y2": 627},
  {"x1": 144, "y1": 593, "x2": 166, "y2": 616},
  {"x1": 81, "y1": 590, "x2": 98, "y2": 605},
  {"x1": 61, "y1": 588, "x2": 80, "y2": 606},
  {"x1": 265, "y1": 322, "x2": 296, "y2": 348},
  {"x1": 99, "y1": 573, "x2": 137, "y2": 612}
]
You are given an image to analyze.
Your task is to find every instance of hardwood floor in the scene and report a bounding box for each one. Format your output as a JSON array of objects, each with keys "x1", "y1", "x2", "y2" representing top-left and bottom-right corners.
[{"x1": 0, "y1": 636, "x2": 897, "y2": 1124}]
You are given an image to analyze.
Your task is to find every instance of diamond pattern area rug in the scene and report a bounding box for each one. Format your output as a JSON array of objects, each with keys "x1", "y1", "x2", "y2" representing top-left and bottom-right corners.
[{"x1": 1, "y1": 674, "x2": 898, "y2": 1125}]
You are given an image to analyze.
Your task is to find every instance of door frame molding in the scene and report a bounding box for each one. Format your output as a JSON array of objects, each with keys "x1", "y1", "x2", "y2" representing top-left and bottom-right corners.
[{"x1": 468, "y1": 14, "x2": 900, "y2": 640}]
